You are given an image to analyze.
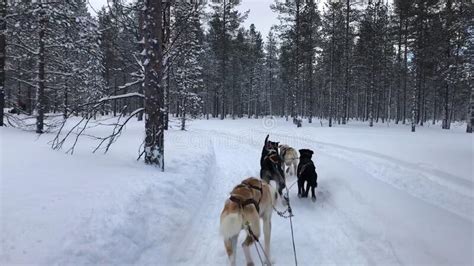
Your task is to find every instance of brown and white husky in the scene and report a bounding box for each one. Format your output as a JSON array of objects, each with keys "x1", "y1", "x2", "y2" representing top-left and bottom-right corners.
[{"x1": 220, "y1": 177, "x2": 283, "y2": 266}]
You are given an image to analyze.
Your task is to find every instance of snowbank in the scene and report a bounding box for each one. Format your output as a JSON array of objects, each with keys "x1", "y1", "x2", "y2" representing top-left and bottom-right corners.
[{"x1": 0, "y1": 123, "x2": 216, "y2": 265}]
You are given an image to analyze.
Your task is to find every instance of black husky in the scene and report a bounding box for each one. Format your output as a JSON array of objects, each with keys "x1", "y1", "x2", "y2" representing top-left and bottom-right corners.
[
  {"x1": 260, "y1": 135, "x2": 280, "y2": 166},
  {"x1": 297, "y1": 149, "x2": 318, "y2": 201},
  {"x1": 260, "y1": 135, "x2": 285, "y2": 179},
  {"x1": 260, "y1": 135, "x2": 286, "y2": 195}
]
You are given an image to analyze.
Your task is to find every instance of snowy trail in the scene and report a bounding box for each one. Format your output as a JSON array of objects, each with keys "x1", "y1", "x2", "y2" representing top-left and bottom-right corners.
[
  {"x1": 165, "y1": 131, "x2": 262, "y2": 265},
  {"x1": 262, "y1": 130, "x2": 474, "y2": 221},
  {"x1": 164, "y1": 127, "x2": 473, "y2": 265}
]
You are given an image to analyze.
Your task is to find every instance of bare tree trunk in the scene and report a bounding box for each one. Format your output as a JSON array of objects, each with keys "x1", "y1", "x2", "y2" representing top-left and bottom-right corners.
[
  {"x1": 220, "y1": 0, "x2": 227, "y2": 120},
  {"x1": 63, "y1": 82, "x2": 68, "y2": 119},
  {"x1": 432, "y1": 92, "x2": 437, "y2": 125},
  {"x1": 0, "y1": 0, "x2": 5, "y2": 127},
  {"x1": 231, "y1": 63, "x2": 235, "y2": 119},
  {"x1": 419, "y1": 74, "x2": 425, "y2": 126},
  {"x1": 402, "y1": 20, "x2": 408, "y2": 124},
  {"x1": 36, "y1": 6, "x2": 47, "y2": 134},
  {"x1": 293, "y1": 0, "x2": 300, "y2": 120},
  {"x1": 308, "y1": 58, "x2": 313, "y2": 124},
  {"x1": 328, "y1": 5, "x2": 335, "y2": 128},
  {"x1": 143, "y1": 0, "x2": 165, "y2": 169},
  {"x1": 113, "y1": 77, "x2": 117, "y2": 116},
  {"x1": 412, "y1": 72, "x2": 419, "y2": 133},
  {"x1": 411, "y1": 87, "x2": 417, "y2": 132},
  {"x1": 369, "y1": 71, "x2": 374, "y2": 127},
  {"x1": 395, "y1": 8, "x2": 403, "y2": 124},
  {"x1": 467, "y1": 84, "x2": 473, "y2": 133},
  {"x1": 308, "y1": 1, "x2": 315, "y2": 124},
  {"x1": 342, "y1": 0, "x2": 350, "y2": 125},
  {"x1": 442, "y1": 83, "x2": 450, "y2": 129},
  {"x1": 163, "y1": 2, "x2": 170, "y2": 129},
  {"x1": 181, "y1": 96, "x2": 186, "y2": 131},
  {"x1": 442, "y1": 0, "x2": 453, "y2": 130},
  {"x1": 268, "y1": 57, "x2": 273, "y2": 117},
  {"x1": 137, "y1": 10, "x2": 145, "y2": 122}
]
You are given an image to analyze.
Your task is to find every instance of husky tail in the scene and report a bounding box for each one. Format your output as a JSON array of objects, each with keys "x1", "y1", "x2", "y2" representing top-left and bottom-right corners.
[{"x1": 220, "y1": 212, "x2": 243, "y2": 239}]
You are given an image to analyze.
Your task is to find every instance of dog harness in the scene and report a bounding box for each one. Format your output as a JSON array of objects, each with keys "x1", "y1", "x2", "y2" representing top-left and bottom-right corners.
[
  {"x1": 241, "y1": 180, "x2": 263, "y2": 194},
  {"x1": 229, "y1": 196, "x2": 260, "y2": 213},
  {"x1": 229, "y1": 181, "x2": 263, "y2": 213}
]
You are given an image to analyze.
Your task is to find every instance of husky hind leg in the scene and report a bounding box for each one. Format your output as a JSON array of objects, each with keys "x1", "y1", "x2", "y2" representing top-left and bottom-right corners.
[
  {"x1": 242, "y1": 216, "x2": 260, "y2": 266},
  {"x1": 224, "y1": 235, "x2": 238, "y2": 266},
  {"x1": 263, "y1": 213, "x2": 272, "y2": 264},
  {"x1": 221, "y1": 212, "x2": 243, "y2": 266},
  {"x1": 292, "y1": 160, "x2": 298, "y2": 177}
]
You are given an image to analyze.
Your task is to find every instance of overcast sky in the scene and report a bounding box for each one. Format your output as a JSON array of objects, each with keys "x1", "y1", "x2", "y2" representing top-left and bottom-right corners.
[
  {"x1": 236, "y1": 0, "x2": 277, "y2": 38},
  {"x1": 88, "y1": 0, "x2": 278, "y2": 37}
]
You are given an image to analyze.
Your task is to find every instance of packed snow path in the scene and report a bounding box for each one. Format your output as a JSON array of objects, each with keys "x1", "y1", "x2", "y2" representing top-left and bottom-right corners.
[
  {"x1": 163, "y1": 126, "x2": 473, "y2": 265},
  {"x1": 1, "y1": 118, "x2": 472, "y2": 265}
]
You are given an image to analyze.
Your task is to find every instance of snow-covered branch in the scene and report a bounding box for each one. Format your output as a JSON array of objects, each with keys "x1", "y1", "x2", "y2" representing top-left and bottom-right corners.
[{"x1": 98, "y1": 92, "x2": 144, "y2": 103}]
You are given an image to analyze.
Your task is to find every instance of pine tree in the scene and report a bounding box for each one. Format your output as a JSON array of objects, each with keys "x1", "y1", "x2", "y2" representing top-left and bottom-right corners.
[
  {"x1": 264, "y1": 30, "x2": 279, "y2": 117},
  {"x1": 209, "y1": 0, "x2": 245, "y2": 119},
  {"x1": 143, "y1": 0, "x2": 165, "y2": 167},
  {"x1": 0, "y1": 0, "x2": 5, "y2": 126},
  {"x1": 247, "y1": 24, "x2": 264, "y2": 118},
  {"x1": 352, "y1": 1, "x2": 392, "y2": 127},
  {"x1": 466, "y1": 22, "x2": 474, "y2": 133},
  {"x1": 300, "y1": 0, "x2": 320, "y2": 123},
  {"x1": 272, "y1": 0, "x2": 302, "y2": 120},
  {"x1": 393, "y1": 0, "x2": 411, "y2": 124},
  {"x1": 172, "y1": 2, "x2": 204, "y2": 130},
  {"x1": 321, "y1": 1, "x2": 345, "y2": 127},
  {"x1": 7, "y1": 0, "x2": 104, "y2": 133}
]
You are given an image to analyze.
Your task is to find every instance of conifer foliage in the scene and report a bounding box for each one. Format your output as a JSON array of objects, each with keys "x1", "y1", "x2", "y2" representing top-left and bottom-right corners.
[{"x1": 1, "y1": 0, "x2": 472, "y2": 168}]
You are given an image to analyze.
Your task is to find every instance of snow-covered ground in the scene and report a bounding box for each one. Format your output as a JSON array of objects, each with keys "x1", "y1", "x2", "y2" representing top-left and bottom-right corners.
[{"x1": 1, "y1": 117, "x2": 473, "y2": 265}]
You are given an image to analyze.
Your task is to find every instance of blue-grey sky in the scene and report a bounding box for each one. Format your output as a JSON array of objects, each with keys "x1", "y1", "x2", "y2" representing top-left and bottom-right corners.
[
  {"x1": 236, "y1": 0, "x2": 277, "y2": 38},
  {"x1": 87, "y1": 0, "x2": 350, "y2": 37},
  {"x1": 88, "y1": 0, "x2": 278, "y2": 37}
]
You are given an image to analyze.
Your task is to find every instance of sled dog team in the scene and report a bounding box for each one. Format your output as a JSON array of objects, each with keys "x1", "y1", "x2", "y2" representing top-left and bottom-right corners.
[{"x1": 220, "y1": 135, "x2": 319, "y2": 265}]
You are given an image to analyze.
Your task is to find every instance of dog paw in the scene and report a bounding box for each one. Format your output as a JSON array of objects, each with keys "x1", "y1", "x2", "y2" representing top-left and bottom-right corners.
[
  {"x1": 297, "y1": 193, "x2": 302, "y2": 198},
  {"x1": 312, "y1": 196, "x2": 317, "y2": 202},
  {"x1": 264, "y1": 260, "x2": 273, "y2": 266},
  {"x1": 247, "y1": 262, "x2": 255, "y2": 266}
]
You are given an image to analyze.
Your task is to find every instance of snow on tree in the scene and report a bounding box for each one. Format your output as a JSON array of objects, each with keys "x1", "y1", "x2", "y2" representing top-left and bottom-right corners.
[
  {"x1": 6, "y1": 0, "x2": 105, "y2": 132},
  {"x1": 170, "y1": 2, "x2": 204, "y2": 130},
  {"x1": 0, "y1": 0, "x2": 5, "y2": 127}
]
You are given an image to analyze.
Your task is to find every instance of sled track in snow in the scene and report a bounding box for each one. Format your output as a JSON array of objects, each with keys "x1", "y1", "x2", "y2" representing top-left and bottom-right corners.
[
  {"x1": 165, "y1": 133, "x2": 264, "y2": 265},
  {"x1": 188, "y1": 128, "x2": 409, "y2": 265},
  {"x1": 197, "y1": 128, "x2": 473, "y2": 222}
]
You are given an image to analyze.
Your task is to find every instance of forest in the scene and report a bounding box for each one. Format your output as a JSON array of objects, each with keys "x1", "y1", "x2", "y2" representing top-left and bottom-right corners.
[
  {"x1": 1, "y1": 1, "x2": 474, "y2": 265},
  {"x1": 0, "y1": 0, "x2": 473, "y2": 168}
]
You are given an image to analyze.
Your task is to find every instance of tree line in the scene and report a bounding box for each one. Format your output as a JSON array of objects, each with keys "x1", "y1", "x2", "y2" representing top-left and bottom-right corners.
[
  {"x1": 271, "y1": 0, "x2": 473, "y2": 132},
  {"x1": 0, "y1": 0, "x2": 473, "y2": 167}
]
